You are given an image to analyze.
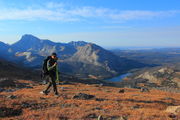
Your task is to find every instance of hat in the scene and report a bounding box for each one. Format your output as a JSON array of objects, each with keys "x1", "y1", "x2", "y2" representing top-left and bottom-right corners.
[{"x1": 52, "y1": 52, "x2": 57, "y2": 56}]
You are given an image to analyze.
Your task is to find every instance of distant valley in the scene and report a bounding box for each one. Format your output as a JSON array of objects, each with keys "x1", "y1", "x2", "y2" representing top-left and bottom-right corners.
[{"x1": 111, "y1": 48, "x2": 180, "y2": 91}]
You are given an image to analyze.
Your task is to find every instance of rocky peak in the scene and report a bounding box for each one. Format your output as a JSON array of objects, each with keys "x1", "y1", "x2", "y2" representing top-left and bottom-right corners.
[
  {"x1": 19, "y1": 34, "x2": 41, "y2": 44},
  {"x1": 158, "y1": 67, "x2": 174, "y2": 74},
  {"x1": 11, "y1": 34, "x2": 42, "y2": 52},
  {"x1": 69, "y1": 41, "x2": 88, "y2": 47},
  {"x1": 0, "y1": 41, "x2": 9, "y2": 49}
]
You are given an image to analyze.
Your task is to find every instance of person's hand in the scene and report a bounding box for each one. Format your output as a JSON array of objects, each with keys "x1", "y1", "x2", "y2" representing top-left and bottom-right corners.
[{"x1": 54, "y1": 62, "x2": 57, "y2": 66}]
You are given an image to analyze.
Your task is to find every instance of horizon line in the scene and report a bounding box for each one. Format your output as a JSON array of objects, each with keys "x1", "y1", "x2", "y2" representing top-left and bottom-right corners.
[{"x1": 0, "y1": 34, "x2": 179, "y2": 49}]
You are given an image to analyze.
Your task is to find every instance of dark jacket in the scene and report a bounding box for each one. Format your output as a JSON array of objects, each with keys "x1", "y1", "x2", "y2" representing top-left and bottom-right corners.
[{"x1": 47, "y1": 57, "x2": 59, "y2": 80}]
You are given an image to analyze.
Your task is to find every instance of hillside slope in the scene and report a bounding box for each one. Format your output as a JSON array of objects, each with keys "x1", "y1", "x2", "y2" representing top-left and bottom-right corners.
[
  {"x1": 0, "y1": 59, "x2": 39, "y2": 81},
  {"x1": 122, "y1": 66, "x2": 180, "y2": 92},
  {"x1": 0, "y1": 82, "x2": 180, "y2": 120}
]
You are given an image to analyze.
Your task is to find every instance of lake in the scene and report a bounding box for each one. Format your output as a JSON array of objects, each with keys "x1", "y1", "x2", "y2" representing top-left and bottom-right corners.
[{"x1": 106, "y1": 73, "x2": 131, "y2": 82}]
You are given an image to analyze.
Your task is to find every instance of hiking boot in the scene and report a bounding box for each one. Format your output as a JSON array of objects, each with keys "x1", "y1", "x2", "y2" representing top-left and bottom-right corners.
[
  {"x1": 56, "y1": 82, "x2": 61, "y2": 85},
  {"x1": 55, "y1": 93, "x2": 60, "y2": 97},
  {"x1": 40, "y1": 91, "x2": 49, "y2": 95}
]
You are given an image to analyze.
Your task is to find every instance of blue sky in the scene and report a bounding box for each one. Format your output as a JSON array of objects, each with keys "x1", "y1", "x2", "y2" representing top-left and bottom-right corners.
[{"x1": 0, "y1": 0, "x2": 180, "y2": 47}]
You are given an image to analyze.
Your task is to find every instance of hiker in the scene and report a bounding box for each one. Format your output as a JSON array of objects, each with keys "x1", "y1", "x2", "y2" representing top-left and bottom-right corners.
[{"x1": 41, "y1": 53, "x2": 59, "y2": 96}]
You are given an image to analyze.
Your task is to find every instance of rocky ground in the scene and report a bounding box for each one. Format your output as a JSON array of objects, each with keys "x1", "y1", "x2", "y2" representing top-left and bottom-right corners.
[
  {"x1": 0, "y1": 80, "x2": 180, "y2": 120},
  {"x1": 121, "y1": 66, "x2": 180, "y2": 93}
]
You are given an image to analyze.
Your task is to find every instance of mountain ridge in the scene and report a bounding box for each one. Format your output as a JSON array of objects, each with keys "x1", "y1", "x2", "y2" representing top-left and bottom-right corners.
[{"x1": 0, "y1": 34, "x2": 148, "y2": 79}]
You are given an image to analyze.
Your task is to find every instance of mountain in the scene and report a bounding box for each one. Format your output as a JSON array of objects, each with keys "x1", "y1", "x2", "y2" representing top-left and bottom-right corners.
[
  {"x1": 121, "y1": 66, "x2": 180, "y2": 92},
  {"x1": 69, "y1": 41, "x2": 88, "y2": 47},
  {"x1": 11, "y1": 35, "x2": 42, "y2": 52},
  {"x1": 0, "y1": 34, "x2": 147, "y2": 79},
  {"x1": 0, "y1": 42, "x2": 10, "y2": 57},
  {"x1": 64, "y1": 43, "x2": 146, "y2": 78},
  {"x1": 11, "y1": 34, "x2": 77, "y2": 58},
  {"x1": 0, "y1": 41, "x2": 9, "y2": 51}
]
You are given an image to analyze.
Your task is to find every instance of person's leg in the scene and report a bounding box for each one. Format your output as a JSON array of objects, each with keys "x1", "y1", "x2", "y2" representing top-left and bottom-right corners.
[
  {"x1": 50, "y1": 74, "x2": 58, "y2": 95},
  {"x1": 44, "y1": 76, "x2": 52, "y2": 94},
  {"x1": 42, "y1": 75, "x2": 49, "y2": 84}
]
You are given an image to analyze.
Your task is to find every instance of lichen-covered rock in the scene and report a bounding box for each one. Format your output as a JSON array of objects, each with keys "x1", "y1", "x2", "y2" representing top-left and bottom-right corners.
[
  {"x1": 73, "y1": 93, "x2": 95, "y2": 100},
  {"x1": 166, "y1": 105, "x2": 180, "y2": 114}
]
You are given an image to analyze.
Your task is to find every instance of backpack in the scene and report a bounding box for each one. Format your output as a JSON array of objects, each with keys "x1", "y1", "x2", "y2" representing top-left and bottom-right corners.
[{"x1": 41, "y1": 56, "x2": 51, "y2": 78}]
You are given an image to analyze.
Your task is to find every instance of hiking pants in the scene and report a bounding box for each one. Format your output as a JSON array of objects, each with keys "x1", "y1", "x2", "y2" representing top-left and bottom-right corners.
[{"x1": 44, "y1": 72, "x2": 58, "y2": 94}]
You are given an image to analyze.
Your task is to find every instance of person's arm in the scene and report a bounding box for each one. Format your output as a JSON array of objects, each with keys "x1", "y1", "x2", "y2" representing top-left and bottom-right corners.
[
  {"x1": 47, "y1": 60, "x2": 57, "y2": 71},
  {"x1": 56, "y1": 65, "x2": 59, "y2": 82}
]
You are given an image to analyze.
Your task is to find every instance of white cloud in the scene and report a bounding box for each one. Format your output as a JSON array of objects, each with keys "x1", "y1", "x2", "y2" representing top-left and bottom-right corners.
[
  {"x1": 110, "y1": 10, "x2": 180, "y2": 20},
  {"x1": 0, "y1": 2, "x2": 179, "y2": 22},
  {"x1": 0, "y1": 8, "x2": 78, "y2": 21}
]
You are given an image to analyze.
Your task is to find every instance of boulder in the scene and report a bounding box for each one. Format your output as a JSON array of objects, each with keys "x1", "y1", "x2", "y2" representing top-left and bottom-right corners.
[
  {"x1": 7, "y1": 95, "x2": 17, "y2": 99},
  {"x1": 140, "y1": 87, "x2": 150, "y2": 92},
  {"x1": 85, "y1": 113, "x2": 97, "y2": 119},
  {"x1": 166, "y1": 105, "x2": 180, "y2": 115},
  {"x1": 119, "y1": 89, "x2": 125, "y2": 93},
  {"x1": 73, "y1": 93, "x2": 95, "y2": 100}
]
